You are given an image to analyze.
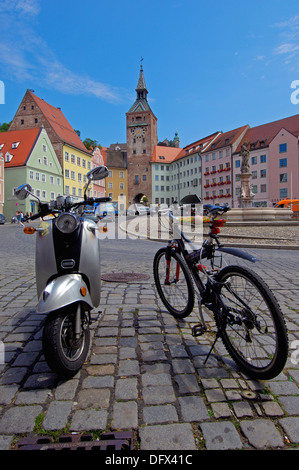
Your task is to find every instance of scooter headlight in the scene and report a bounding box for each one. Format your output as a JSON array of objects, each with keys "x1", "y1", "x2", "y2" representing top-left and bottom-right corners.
[{"x1": 55, "y1": 213, "x2": 79, "y2": 234}]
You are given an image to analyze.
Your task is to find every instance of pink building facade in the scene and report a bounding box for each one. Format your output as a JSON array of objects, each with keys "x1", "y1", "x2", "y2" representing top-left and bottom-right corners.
[
  {"x1": 269, "y1": 129, "x2": 299, "y2": 205},
  {"x1": 233, "y1": 116, "x2": 299, "y2": 207},
  {"x1": 0, "y1": 151, "x2": 3, "y2": 213},
  {"x1": 92, "y1": 147, "x2": 106, "y2": 198}
]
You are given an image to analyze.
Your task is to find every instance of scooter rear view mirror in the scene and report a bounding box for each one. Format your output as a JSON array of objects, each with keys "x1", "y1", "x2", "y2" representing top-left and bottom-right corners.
[{"x1": 15, "y1": 183, "x2": 33, "y2": 200}]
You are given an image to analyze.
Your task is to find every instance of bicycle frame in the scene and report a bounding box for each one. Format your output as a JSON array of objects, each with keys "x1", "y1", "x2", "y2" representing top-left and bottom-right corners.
[{"x1": 162, "y1": 206, "x2": 258, "y2": 348}]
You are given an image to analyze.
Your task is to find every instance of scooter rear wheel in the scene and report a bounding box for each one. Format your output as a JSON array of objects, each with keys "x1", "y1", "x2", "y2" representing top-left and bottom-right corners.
[{"x1": 42, "y1": 305, "x2": 91, "y2": 378}]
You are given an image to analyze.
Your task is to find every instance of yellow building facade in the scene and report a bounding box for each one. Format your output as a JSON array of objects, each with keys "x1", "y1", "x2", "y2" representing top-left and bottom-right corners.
[{"x1": 63, "y1": 144, "x2": 93, "y2": 200}]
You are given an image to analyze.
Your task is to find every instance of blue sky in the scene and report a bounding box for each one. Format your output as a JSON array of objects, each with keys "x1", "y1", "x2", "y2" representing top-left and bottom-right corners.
[{"x1": 1, "y1": 0, "x2": 299, "y2": 148}]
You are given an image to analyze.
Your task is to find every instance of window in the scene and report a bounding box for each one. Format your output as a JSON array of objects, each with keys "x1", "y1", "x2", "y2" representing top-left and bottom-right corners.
[
  {"x1": 43, "y1": 144, "x2": 47, "y2": 153},
  {"x1": 280, "y1": 173, "x2": 287, "y2": 183},
  {"x1": 119, "y1": 171, "x2": 124, "y2": 178},
  {"x1": 77, "y1": 157, "x2": 81, "y2": 166},
  {"x1": 50, "y1": 176, "x2": 54, "y2": 184},
  {"x1": 279, "y1": 143, "x2": 287, "y2": 153},
  {"x1": 260, "y1": 184, "x2": 267, "y2": 193},
  {"x1": 260, "y1": 169, "x2": 266, "y2": 178},
  {"x1": 71, "y1": 171, "x2": 75, "y2": 180},
  {"x1": 280, "y1": 188, "x2": 288, "y2": 198},
  {"x1": 260, "y1": 154, "x2": 266, "y2": 163},
  {"x1": 252, "y1": 170, "x2": 257, "y2": 179},
  {"x1": 251, "y1": 156, "x2": 257, "y2": 165},
  {"x1": 65, "y1": 169, "x2": 70, "y2": 178},
  {"x1": 235, "y1": 160, "x2": 240, "y2": 168},
  {"x1": 43, "y1": 156, "x2": 48, "y2": 165},
  {"x1": 143, "y1": 175, "x2": 146, "y2": 181},
  {"x1": 65, "y1": 152, "x2": 69, "y2": 161},
  {"x1": 108, "y1": 182, "x2": 113, "y2": 189},
  {"x1": 35, "y1": 172, "x2": 40, "y2": 181},
  {"x1": 279, "y1": 158, "x2": 287, "y2": 168},
  {"x1": 29, "y1": 171, "x2": 34, "y2": 179},
  {"x1": 42, "y1": 174, "x2": 46, "y2": 182}
]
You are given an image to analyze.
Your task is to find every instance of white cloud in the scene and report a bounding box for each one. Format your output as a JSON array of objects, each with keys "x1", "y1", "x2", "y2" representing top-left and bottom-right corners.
[
  {"x1": 0, "y1": 0, "x2": 122, "y2": 103},
  {"x1": 274, "y1": 43, "x2": 299, "y2": 55}
]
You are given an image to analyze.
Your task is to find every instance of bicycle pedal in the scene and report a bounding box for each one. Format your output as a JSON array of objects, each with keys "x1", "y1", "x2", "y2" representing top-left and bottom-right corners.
[{"x1": 192, "y1": 324, "x2": 207, "y2": 337}]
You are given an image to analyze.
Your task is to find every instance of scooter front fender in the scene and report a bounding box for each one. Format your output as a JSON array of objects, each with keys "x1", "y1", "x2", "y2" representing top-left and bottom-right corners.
[{"x1": 36, "y1": 274, "x2": 93, "y2": 313}]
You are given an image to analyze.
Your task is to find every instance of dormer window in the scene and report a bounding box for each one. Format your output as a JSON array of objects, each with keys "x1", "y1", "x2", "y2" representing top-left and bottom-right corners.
[
  {"x1": 12, "y1": 142, "x2": 20, "y2": 149},
  {"x1": 5, "y1": 152, "x2": 13, "y2": 162}
]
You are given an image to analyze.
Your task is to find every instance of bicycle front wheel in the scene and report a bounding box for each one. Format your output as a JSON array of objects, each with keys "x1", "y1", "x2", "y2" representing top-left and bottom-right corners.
[
  {"x1": 153, "y1": 248, "x2": 195, "y2": 318},
  {"x1": 215, "y1": 265, "x2": 288, "y2": 380}
]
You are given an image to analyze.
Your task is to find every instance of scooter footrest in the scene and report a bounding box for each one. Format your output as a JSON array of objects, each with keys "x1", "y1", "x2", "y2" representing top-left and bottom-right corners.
[{"x1": 192, "y1": 324, "x2": 207, "y2": 337}]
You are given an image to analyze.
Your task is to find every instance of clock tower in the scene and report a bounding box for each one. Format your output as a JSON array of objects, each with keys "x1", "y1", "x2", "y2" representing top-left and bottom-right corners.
[{"x1": 126, "y1": 64, "x2": 157, "y2": 205}]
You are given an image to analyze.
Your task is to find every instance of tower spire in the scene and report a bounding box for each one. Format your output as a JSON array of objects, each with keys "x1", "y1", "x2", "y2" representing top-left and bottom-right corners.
[{"x1": 136, "y1": 61, "x2": 148, "y2": 101}]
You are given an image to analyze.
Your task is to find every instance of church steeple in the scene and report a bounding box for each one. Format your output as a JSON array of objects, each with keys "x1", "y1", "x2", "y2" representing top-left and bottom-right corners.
[{"x1": 136, "y1": 64, "x2": 148, "y2": 101}]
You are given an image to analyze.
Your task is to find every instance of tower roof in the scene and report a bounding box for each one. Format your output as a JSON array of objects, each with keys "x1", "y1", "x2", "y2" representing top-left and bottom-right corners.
[
  {"x1": 136, "y1": 64, "x2": 148, "y2": 94},
  {"x1": 127, "y1": 64, "x2": 153, "y2": 114}
]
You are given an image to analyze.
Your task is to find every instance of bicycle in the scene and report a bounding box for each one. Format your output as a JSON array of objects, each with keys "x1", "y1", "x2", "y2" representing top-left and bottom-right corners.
[{"x1": 153, "y1": 196, "x2": 288, "y2": 380}]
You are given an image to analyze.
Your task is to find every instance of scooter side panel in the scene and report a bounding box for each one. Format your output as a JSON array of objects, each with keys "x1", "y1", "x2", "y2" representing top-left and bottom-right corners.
[
  {"x1": 79, "y1": 221, "x2": 101, "y2": 308},
  {"x1": 35, "y1": 221, "x2": 57, "y2": 298}
]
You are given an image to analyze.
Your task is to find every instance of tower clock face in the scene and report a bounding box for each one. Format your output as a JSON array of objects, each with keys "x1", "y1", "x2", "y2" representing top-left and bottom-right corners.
[{"x1": 133, "y1": 127, "x2": 144, "y2": 137}]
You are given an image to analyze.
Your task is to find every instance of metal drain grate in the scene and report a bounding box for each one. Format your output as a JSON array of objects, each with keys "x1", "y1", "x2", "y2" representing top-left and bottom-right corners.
[
  {"x1": 101, "y1": 272, "x2": 150, "y2": 283},
  {"x1": 15, "y1": 432, "x2": 133, "y2": 450}
]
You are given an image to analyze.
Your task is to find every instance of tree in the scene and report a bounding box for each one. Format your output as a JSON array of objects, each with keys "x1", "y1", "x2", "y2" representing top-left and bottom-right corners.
[
  {"x1": 83, "y1": 138, "x2": 102, "y2": 150},
  {"x1": 0, "y1": 122, "x2": 11, "y2": 132}
]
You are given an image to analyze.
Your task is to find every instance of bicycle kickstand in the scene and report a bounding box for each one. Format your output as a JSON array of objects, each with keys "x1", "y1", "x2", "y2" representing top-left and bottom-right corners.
[{"x1": 203, "y1": 332, "x2": 220, "y2": 365}]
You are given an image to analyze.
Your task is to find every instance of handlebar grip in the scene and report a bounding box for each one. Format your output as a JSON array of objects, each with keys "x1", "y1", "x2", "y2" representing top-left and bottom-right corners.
[
  {"x1": 94, "y1": 197, "x2": 112, "y2": 203},
  {"x1": 29, "y1": 212, "x2": 43, "y2": 220}
]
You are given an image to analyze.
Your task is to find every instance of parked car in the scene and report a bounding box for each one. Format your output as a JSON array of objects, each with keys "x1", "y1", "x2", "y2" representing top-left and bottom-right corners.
[{"x1": 0, "y1": 214, "x2": 6, "y2": 224}]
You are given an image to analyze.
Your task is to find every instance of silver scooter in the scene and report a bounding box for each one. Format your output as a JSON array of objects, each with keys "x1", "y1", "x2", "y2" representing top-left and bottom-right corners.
[{"x1": 15, "y1": 166, "x2": 110, "y2": 377}]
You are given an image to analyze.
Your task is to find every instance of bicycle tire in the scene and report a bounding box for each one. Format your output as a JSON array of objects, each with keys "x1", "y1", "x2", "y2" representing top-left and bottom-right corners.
[
  {"x1": 153, "y1": 247, "x2": 195, "y2": 318},
  {"x1": 214, "y1": 265, "x2": 288, "y2": 380}
]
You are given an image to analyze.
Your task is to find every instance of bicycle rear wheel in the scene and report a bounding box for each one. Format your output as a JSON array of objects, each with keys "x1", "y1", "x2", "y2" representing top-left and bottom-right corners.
[
  {"x1": 214, "y1": 265, "x2": 288, "y2": 380},
  {"x1": 153, "y1": 247, "x2": 195, "y2": 318}
]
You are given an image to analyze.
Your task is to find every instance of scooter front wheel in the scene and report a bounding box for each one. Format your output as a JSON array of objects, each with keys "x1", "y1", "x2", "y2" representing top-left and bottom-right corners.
[{"x1": 42, "y1": 304, "x2": 91, "y2": 378}]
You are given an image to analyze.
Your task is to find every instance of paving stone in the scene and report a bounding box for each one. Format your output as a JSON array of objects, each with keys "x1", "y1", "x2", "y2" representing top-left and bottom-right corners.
[
  {"x1": 139, "y1": 423, "x2": 196, "y2": 450},
  {"x1": 200, "y1": 421, "x2": 243, "y2": 450},
  {"x1": 0, "y1": 435, "x2": 14, "y2": 450},
  {"x1": 115, "y1": 378, "x2": 138, "y2": 399},
  {"x1": 232, "y1": 401, "x2": 253, "y2": 418},
  {"x1": 0, "y1": 385, "x2": 19, "y2": 405},
  {"x1": 262, "y1": 401, "x2": 284, "y2": 417},
  {"x1": 240, "y1": 419, "x2": 284, "y2": 449},
  {"x1": 143, "y1": 404, "x2": 178, "y2": 425},
  {"x1": 178, "y1": 396, "x2": 209, "y2": 422},
  {"x1": 43, "y1": 401, "x2": 73, "y2": 430},
  {"x1": 112, "y1": 401, "x2": 138, "y2": 429},
  {"x1": 174, "y1": 374, "x2": 200, "y2": 393},
  {"x1": 0, "y1": 405, "x2": 42, "y2": 434},
  {"x1": 278, "y1": 396, "x2": 299, "y2": 415},
  {"x1": 143, "y1": 385, "x2": 176, "y2": 405},
  {"x1": 279, "y1": 417, "x2": 299, "y2": 444},
  {"x1": 211, "y1": 402, "x2": 232, "y2": 419},
  {"x1": 70, "y1": 409, "x2": 107, "y2": 431},
  {"x1": 205, "y1": 388, "x2": 226, "y2": 402}
]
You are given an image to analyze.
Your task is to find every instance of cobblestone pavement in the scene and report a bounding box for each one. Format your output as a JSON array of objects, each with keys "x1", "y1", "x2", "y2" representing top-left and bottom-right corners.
[{"x1": 0, "y1": 222, "x2": 298, "y2": 451}]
